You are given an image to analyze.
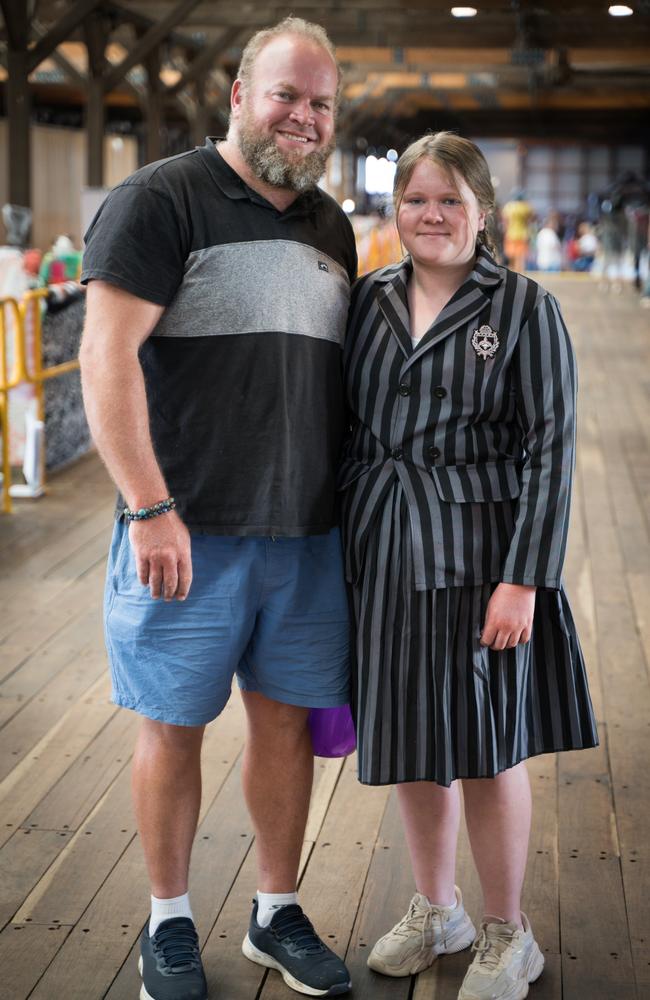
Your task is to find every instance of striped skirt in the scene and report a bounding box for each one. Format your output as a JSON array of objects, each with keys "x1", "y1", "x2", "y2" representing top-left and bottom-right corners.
[{"x1": 350, "y1": 483, "x2": 599, "y2": 786}]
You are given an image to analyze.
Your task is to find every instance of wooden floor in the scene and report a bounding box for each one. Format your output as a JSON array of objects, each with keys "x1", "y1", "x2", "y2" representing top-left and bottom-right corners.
[{"x1": 0, "y1": 275, "x2": 648, "y2": 1000}]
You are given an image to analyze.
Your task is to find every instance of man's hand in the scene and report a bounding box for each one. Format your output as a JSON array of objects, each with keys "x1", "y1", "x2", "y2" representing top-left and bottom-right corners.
[
  {"x1": 129, "y1": 512, "x2": 193, "y2": 601},
  {"x1": 480, "y1": 582, "x2": 536, "y2": 651}
]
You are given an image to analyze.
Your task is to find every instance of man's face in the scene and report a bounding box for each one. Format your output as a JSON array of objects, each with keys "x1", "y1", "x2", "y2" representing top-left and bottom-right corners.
[{"x1": 231, "y1": 34, "x2": 338, "y2": 192}]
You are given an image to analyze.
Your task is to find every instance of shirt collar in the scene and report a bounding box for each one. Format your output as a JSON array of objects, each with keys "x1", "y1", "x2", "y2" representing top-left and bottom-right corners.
[{"x1": 199, "y1": 136, "x2": 322, "y2": 218}]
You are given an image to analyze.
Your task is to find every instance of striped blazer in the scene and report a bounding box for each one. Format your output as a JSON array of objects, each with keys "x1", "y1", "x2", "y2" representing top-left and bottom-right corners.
[{"x1": 339, "y1": 247, "x2": 577, "y2": 591}]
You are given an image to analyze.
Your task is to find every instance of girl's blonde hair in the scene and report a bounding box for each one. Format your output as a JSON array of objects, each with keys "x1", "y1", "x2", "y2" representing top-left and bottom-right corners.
[{"x1": 393, "y1": 132, "x2": 497, "y2": 254}]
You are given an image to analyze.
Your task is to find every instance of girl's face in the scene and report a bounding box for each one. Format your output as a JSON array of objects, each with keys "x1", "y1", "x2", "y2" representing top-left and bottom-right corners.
[{"x1": 397, "y1": 159, "x2": 486, "y2": 271}]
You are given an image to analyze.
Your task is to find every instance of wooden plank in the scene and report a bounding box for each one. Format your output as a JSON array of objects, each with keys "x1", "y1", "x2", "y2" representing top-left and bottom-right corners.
[
  {"x1": 0, "y1": 828, "x2": 73, "y2": 927},
  {"x1": 23, "y1": 837, "x2": 147, "y2": 1000},
  {"x1": 25, "y1": 707, "x2": 137, "y2": 832},
  {"x1": 0, "y1": 560, "x2": 105, "y2": 681},
  {"x1": 0, "y1": 528, "x2": 109, "y2": 647},
  {"x1": 344, "y1": 789, "x2": 413, "y2": 1000},
  {"x1": 299, "y1": 755, "x2": 346, "y2": 872},
  {"x1": 0, "y1": 453, "x2": 111, "y2": 563},
  {"x1": 0, "y1": 502, "x2": 112, "y2": 586},
  {"x1": 0, "y1": 675, "x2": 116, "y2": 850},
  {"x1": 195, "y1": 842, "x2": 263, "y2": 1000},
  {"x1": 15, "y1": 765, "x2": 135, "y2": 926},
  {"x1": 520, "y1": 755, "x2": 562, "y2": 1000},
  {"x1": 0, "y1": 615, "x2": 99, "y2": 728},
  {"x1": 0, "y1": 646, "x2": 107, "y2": 782},
  {"x1": 0, "y1": 923, "x2": 71, "y2": 1000},
  {"x1": 558, "y1": 732, "x2": 636, "y2": 999},
  {"x1": 578, "y1": 445, "x2": 650, "y2": 992}
]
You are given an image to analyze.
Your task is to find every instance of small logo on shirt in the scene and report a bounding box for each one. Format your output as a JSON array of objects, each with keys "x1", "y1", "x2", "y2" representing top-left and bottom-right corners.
[
  {"x1": 318, "y1": 261, "x2": 329, "y2": 272},
  {"x1": 471, "y1": 324, "x2": 500, "y2": 359}
]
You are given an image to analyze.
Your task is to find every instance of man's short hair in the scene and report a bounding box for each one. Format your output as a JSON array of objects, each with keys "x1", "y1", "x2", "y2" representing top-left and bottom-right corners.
[{"x1": 236, "y1": 16, "x2": 342, "y2": 107}]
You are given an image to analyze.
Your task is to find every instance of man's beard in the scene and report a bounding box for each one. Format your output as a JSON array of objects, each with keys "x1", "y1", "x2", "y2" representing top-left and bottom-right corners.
[{"x1": 237, "y1": 105, "x2": 335, "y2": 193}]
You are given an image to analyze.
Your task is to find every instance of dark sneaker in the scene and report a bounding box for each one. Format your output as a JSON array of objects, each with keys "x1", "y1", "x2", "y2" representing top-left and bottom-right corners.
[
  {"x1": 242, "y1": 900, "x2": 351, "y2": 996},
  {"x1": 138, "y1": 917, "x2": 208, "y2": 1000}
]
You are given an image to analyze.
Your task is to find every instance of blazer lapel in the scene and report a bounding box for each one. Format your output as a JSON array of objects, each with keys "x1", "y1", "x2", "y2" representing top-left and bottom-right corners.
[
  {"x1": 374, "y1": 259, "x2": 413, "y2": 358},
  {"x1": 404, "y1": 246, "x2": 505, "y2": 367}
]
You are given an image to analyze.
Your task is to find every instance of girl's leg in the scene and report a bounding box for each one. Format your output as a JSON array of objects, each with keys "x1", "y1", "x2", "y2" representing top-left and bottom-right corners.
[
  {"x1": 461, "y1": 761, "x2": 532, "y2": 926},
  {"x1": 397, "y1": 779, "x2": 461, "y2": 903}
]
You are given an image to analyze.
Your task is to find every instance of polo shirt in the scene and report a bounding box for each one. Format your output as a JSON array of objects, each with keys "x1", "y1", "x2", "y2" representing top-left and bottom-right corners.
[{"x1": 81, "y1": 138, "x2": 357, "y2": 535}]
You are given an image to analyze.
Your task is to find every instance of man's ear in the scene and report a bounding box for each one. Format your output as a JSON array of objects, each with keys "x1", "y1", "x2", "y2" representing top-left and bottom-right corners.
[{"x1": 230, "y1": 78, "x2": 243, "y2": 118}]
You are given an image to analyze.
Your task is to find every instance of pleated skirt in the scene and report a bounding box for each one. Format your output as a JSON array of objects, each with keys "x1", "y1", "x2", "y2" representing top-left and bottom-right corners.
[{"x1": 351, "y1": 482, "x2": 599, "y2": 786}]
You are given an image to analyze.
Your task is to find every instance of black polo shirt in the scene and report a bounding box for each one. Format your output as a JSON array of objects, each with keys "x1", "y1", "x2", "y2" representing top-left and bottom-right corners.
[{"x1": 82, "y1": 138, "x2": 357, "y2": 535}]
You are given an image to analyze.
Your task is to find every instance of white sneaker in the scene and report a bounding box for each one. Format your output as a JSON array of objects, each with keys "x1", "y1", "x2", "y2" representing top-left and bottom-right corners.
[
  {"x1": 457, "y1": 913, "x2": 544, "y2": 1000},
  {"x1": 367, "y1": 886, "x2": 476, "y2": 977}
]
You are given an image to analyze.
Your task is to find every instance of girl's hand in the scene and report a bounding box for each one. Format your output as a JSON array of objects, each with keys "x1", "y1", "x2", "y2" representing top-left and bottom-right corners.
[{"x1": 480, "y1": 583, "x2": 536, "y2": 651}]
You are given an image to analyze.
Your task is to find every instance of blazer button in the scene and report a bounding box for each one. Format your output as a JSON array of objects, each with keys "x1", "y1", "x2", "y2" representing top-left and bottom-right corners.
[
  {"x1": 428, "y1": 446, "x2": 441, "y2": 460},
  {"x1": 392, "y1": 447, "x2": 404, "y2": 460},
  {"x1": 398, "y1": 383, "x2": 411, "y2": 396},
  {"x1": 434, "y1": 386, "x2": 447, "y2": 399}
]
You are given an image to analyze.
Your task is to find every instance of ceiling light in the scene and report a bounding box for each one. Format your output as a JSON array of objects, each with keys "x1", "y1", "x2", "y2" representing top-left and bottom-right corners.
[
  {"x1": 608, "y1": 4, "x2": 633, "y2": 14},
  {"x1": 451, "y1": 6, "x2": 478, "y2": 17}
]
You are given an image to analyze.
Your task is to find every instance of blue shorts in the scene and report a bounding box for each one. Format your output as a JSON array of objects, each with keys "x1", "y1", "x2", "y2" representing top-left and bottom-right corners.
[{"x1": 104, "y1": 521, "x2": 350, "y2": 726}]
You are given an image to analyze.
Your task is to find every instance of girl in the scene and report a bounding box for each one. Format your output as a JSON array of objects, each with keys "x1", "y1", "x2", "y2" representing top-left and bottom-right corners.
[{"x1": 339, "y1": 133, "x2": 598, "y2": 1000}]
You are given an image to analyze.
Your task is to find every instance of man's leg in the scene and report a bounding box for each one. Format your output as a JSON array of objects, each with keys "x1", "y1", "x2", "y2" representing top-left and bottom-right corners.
[
  {"x1": 239, "y1": 690, "x2": 351, "y2": 996},
  {"x1": 132, "y1": 718, "x2": 205, "y2": 897},
  {"x1": 132, "y1": 718, "x2": 208, "y2": 1000},
  {"x1": 239, "y1": 690, "x2": 312, "y2": 891}
]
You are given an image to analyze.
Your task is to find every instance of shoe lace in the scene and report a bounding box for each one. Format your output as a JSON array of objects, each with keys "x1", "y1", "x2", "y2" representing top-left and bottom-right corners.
[
  {"x1": 270, "y1": 905, "x2": 326, "y2": 955},
  {"x1": 393, "y1": 899, "x2": 437, "y2": 944},
  {"x1": 153, "y1": 921, "x2": 201, "y2": 973},
  {"x1": 470, "y1": 925, "x2": 514, "y2": 972}
]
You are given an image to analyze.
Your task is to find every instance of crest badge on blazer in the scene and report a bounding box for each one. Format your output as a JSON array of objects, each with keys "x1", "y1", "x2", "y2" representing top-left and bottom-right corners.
[{"x1": 471, "y1": 324, "x2": 500, "y2": 359}]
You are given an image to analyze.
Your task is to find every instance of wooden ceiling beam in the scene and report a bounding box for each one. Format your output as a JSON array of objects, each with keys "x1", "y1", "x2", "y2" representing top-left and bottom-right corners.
[
  {"x1": 26, "y1": 0, "x2": 103, "y2": 73},
  {"x1": 104, "y1": 1, "x2": 204, "y2": 52},
  {"x1": 103, "y1": 0, "x2": 206, "y2": 92},
  {"x1": 166, "y1": 26, "x2": 239, "y2": 96}
]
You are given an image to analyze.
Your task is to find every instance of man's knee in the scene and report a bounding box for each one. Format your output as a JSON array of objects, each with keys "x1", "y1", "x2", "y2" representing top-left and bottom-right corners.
[
  {"x1": 137, "y1": 717, "x2": 205, "y2": 758},
  {"x1": 243, "y1": 692, "x2": 310, "y2": 740}
]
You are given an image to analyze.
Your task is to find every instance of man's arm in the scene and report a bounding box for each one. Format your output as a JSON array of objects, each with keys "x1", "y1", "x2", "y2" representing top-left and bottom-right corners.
[{"x1": 80, "y1": 280, "x2": 192, "y2": 601}]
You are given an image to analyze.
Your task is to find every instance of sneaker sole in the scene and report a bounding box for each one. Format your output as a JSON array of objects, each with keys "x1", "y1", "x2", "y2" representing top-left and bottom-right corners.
[
  {"x1": 367, "y1": 920, "x2": 477, "y2": 977},
  {"x1": 138, "y1": 956, "x2": 154, "y2": 1000},
  {"x1": 242, "y1": 934, "x2": 351, "y2": 997},
  {"x1": 457, "y1": 942, "x2": 545, "y2": 1000}
]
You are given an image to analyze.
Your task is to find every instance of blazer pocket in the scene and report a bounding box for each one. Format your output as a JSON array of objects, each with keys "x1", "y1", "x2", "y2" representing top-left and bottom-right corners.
[{"x1": 431, "y1": 459, "x2": 522, "y2": 503}]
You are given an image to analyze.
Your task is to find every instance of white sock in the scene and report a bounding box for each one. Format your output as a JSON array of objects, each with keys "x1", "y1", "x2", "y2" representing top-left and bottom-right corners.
[
  {"x1": 427, "y1": 893, "x2": 457, "y2": 910},
  {"x1": 149, "y1": 893, "x2": 194, "y2": 936},
  {"x1": 256, "y1": 891, "x2": 298, "y2": 928}
]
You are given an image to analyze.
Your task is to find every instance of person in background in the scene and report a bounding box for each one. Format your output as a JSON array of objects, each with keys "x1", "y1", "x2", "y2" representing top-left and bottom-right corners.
[
  {"x1": 339, "y1": 132, "x2": 598, "y2": 1000},
  {"x1": 535, "y1": 212, "x2": 563, "y2": 271},
  {"x1": 501, "y1": 189, "x2": 534, "y2": 273},
  {"x1": 572, "y1": 222, "x2": 599, "y2": 272}
]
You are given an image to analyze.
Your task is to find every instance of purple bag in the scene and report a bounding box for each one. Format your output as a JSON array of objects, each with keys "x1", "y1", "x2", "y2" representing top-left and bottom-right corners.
[{"x1": 308, "y1": 705, "x2": 356, "y2": 758}]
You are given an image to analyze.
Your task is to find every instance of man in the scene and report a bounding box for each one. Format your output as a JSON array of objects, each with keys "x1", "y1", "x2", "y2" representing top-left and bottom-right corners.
[{"x1": 79, "y1": 18, "x2": 356, "y2": 1000}]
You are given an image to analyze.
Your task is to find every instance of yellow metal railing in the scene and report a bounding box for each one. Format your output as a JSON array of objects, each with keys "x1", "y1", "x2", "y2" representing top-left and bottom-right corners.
[{"x1": 1, "y1": 289, "x2": 81, "y2": 514}]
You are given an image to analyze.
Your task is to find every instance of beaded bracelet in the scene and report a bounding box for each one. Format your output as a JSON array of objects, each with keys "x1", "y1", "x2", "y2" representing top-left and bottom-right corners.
[{"x1": 123, "y1": 497, "x2": 176, "y2": 522}]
